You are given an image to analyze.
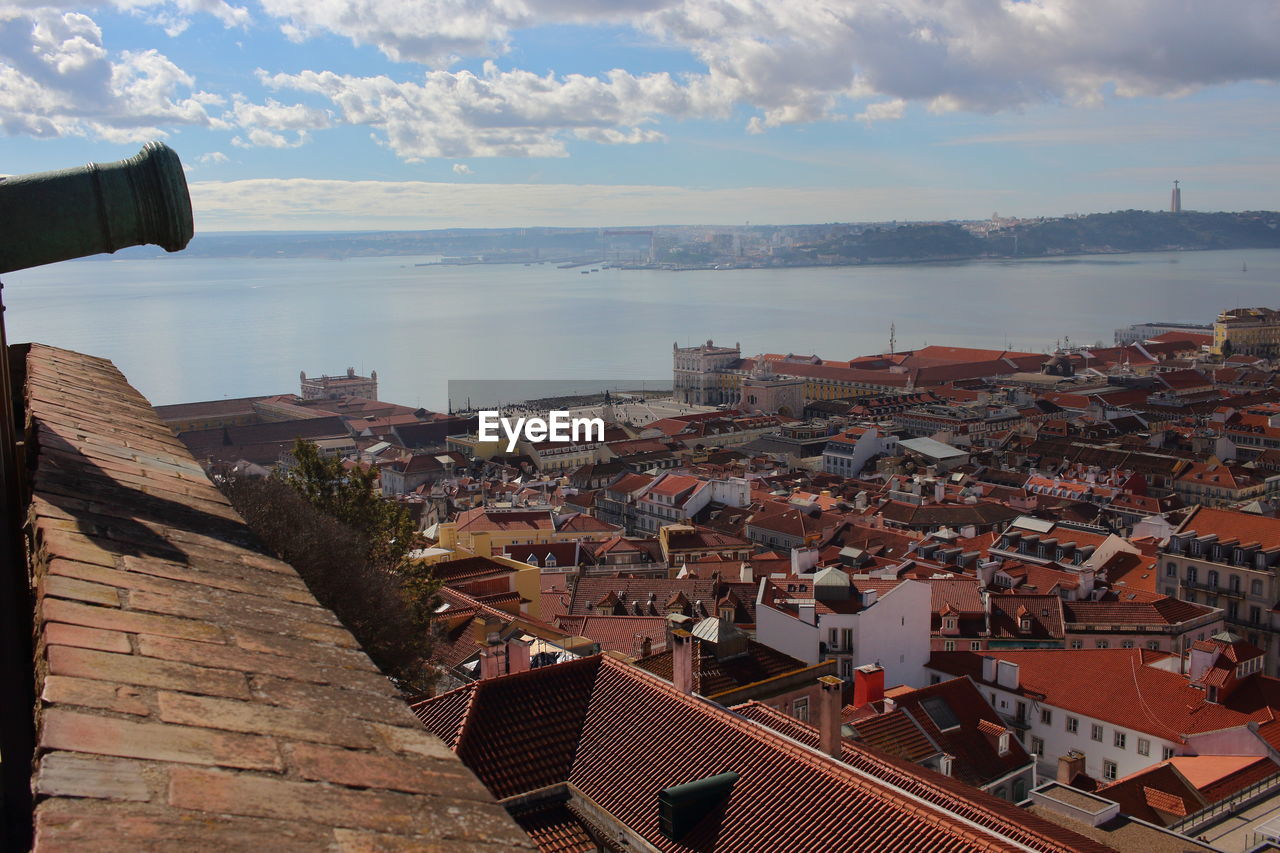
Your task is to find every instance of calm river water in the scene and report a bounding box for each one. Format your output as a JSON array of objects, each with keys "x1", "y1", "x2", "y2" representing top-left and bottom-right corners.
[{"x1": 3, "y1": 249, "x2": 1277, "y2": 408}]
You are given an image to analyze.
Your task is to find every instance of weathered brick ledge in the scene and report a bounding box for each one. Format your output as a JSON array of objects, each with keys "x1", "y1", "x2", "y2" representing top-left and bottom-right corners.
[{"x1": 22, "y1": 344, "x2": 534, "y2": 851}]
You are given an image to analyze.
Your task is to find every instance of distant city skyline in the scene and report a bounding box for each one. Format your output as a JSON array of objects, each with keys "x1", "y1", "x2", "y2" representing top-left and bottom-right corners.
[{"x1": 2, "y1": 2, "x2": 1278, "y2": 230}]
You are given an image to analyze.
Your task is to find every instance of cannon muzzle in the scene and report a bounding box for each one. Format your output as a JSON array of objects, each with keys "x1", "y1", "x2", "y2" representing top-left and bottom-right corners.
[{"x1": 0, "y1": 141, "x2": 193, "y2": 274}]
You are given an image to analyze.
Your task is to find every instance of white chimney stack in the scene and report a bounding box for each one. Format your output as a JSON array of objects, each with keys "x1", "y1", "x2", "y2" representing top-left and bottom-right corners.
[{"x1": 818, "y1": 675, "x2": 844, "y2": 759}]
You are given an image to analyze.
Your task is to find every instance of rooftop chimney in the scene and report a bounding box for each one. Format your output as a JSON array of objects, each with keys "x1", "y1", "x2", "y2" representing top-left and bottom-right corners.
[
  {"x1": 1057, "y1": 750, "x2": 1086, "y2": 785},
  {"x1": 797, "y1": 602, "x2": 816, "y2": 625},
  {"x1": 852, "y1": 664, "x2": 885, "y2": 709},
  {"x1": 791, "y1": 546, "x2": 820, "y2": 574},
  {"x1": 505, "y1": 634, "x2": 531, "y2": 675},
  {"x1": 818, "y1": 675, "x2": 845, "y2": 759},
  {"x1": 981, "y1": 655, "x2": 997, "y2": 683},
  {"x1": 995, "y1": 660, "x2": 1020, "y2": 689},
  {"x1": 671, "y1": 629, "x2": 695, "y2": 695}
]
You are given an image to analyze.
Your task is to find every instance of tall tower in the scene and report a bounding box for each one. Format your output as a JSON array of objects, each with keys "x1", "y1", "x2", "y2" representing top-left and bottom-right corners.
[{"x1": 1170, "y1": 180, "x2": 1182, "y2": 213}]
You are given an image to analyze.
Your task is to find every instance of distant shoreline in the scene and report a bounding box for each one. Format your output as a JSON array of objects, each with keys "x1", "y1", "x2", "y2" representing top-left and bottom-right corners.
[{"x1": 85, "y1": 245, "x2": 1273, "y2": 269}]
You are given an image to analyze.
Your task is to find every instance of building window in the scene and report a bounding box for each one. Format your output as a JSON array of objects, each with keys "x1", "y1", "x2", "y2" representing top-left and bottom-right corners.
[
  {"x1": 1137, "y1": 738, "x2": 1150, "y2": 756},
  {"x1": 944, "y1": 640, "x2": 956, "y2": 651},
  {"x1": 1031, "y1": 736, "x2": 1045, "y2": 757},
  {"x1": 1147, "y1": 640, "x2": 1161, "y2": 650},
  {"x1": 1096, "y1": 640, "x2": 1109, "y2": 649},
  {"x1": 930, "y1": 674, "x2": 941, "y2": 685},
  {"x1": 1208, "y1": 570, "x2": 1219, "y2": 588},
  {"x1": 1121, "y1": 640, "x2": 1135, "y2": 649},
  {"x1": 1252, "y1": 579, "x2": 1264, "y2": 596},
  {"x1": 1165, "y1": 562, "x2": 1177, "y2": 577},
  {"x1": 1066, "y1": 716, "x2": 1079, "y2": 734},
  {"x1": 1091, "y1": 724, "x2": 1104, "y2": 742},
  {"x1": 1163, "y1": 746, "x2": 1175, "y2": 760},
  {"x1": 970, "y1": 641, "x2": 981, "y2": 651},
  {"x1": 793, "y1": 697, "x2": 809, "y2": 722},
  {"x1": 1041, "y1": 708, "x2": 1053, "y2": 725},
  {"x1": 1070, "y1": 639, "x2": 1083, "y2": 649},
  {"x1": 1103, "y1": 760, "x2": 1117, "y2": 781},
  {"x1": 998, "y1": 731, "x2": 1010, "y2": 756},
  {"x1": 1114, "y1": 731, "x2": 1127, "y2": 750},
  {"x1": 1187, "y1": 566, "x2": 1198, "y2": 584}
]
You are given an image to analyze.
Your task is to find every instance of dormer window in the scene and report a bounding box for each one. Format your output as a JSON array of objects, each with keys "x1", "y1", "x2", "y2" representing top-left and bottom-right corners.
[
  {"x1": 1019, "y1": 617, "x2": 1032, "y2": 632},
  {"x1": 998, "y1": 732, "x2": 1010, "y2": 756},
  {"x1": 943, "y1": 616, "x2": 957, "y2": 630}
]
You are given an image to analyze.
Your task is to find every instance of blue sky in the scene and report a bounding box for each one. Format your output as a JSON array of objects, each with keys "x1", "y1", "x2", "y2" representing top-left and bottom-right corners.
[{"x1": 3, "y1": 1, "x2": 1278, "y2": 229}]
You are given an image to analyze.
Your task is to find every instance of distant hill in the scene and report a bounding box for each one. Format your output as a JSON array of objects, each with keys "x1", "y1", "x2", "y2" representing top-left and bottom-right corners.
[
  {"x1": 793, "y1": 210, "x2": 1280, "y2": 263},
  {"x1": 95, "y1": 209, "x2": 1280, "y2": 263}
]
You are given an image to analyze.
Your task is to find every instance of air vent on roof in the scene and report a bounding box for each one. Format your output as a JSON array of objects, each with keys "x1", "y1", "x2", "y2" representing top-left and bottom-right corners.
[{"x1": 659, "y1": 771, "x2": 739, "y2": 842}]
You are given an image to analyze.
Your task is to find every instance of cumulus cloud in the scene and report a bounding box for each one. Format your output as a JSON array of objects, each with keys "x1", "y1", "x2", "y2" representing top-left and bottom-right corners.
[
  {"x1": 452, "y1": 162, "x2": 472, "y2": 175},
  {"x1": 644, "y1": 0, "x2": 1280, "y2": 122},
  {"x1": 240, "y1": 0, "x2": 1280, "y2": 157},
  {"x1": 258, "y1": 62, "x2": 714, "y2": 158},
  {"x1": 4, "y1": 0, "x2": 1280, "y2": 160},
  {"x1": 856, "y1": 99, "x2": 905, "y2": 124},
  {"x1": 0, "y1": 8, "x2": 223, "y2": 140},
  {"x1": 255, "y1": 0, "x2": 662, "y2": 66},
  {"x1": 200, "y1": 150, "x2": 228, "y2": 163},
  {"x1": 222, "y1": 94, "x2": 329, "y2": 147}
]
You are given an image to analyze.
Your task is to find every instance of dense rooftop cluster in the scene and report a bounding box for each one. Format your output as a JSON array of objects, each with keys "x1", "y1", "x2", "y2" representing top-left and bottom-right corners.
[{"x1": 34, "y1": 318, "x2": 1280, "y2": 850}]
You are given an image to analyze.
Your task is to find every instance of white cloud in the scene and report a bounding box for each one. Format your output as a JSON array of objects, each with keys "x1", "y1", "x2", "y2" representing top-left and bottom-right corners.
[
  {"x1": 452, "y1": 162, "x2": 472, "y2": 175},
  {"x1": 254, "y1": 0, "x2": 662, "y2": 66},
  {"x1": 855, "y1": 99, "x2": 905, "y2": 124},
  {"x1": 640, "y1": 0, "x2": 1280, "y2": 126},
  {"x1": 239, "y1": 0, "x2": 1280, "y2": 158},
  {"x1": 0, "y1": 8, "x2": 223, "y2": 140},
  {"x1": 4, "y1": 0, "x2": 1280, "y2": 162},
  {"x1": 259, "y1": 62, "x2": 711, "y2": 158},
  {"x1": 222, "y1": 94, "x2": 329, "y2": 147},
  {"x1": 200, "y1": 150, "x2": 228, "y2": 163}
]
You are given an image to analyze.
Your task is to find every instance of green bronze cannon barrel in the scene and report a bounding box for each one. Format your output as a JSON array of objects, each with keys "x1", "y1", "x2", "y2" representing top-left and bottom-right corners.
[{"x1": 0, "y1": 141, "x2": 193, "y2": 274}]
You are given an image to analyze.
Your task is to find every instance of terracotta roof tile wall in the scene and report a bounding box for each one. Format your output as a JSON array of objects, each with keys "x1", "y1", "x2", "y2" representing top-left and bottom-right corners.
[
  {"x1": 23, "y1": 344, "x2": 532, "y2": 851},
  {"x1": 929, "y1": 648, "x2": 1280, "y2": 743},
  {"x1": 418, "y1": 656, "x2": 1114, "y2": 853},
  {"x1": 730, "y1": 701, "x2": 1114, "y2": 853}
]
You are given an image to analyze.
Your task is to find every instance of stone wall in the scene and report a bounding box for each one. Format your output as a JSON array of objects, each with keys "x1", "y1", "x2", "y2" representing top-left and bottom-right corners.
[{"x1": 23, "y1": 344, "x2": 532, "y2": 851}]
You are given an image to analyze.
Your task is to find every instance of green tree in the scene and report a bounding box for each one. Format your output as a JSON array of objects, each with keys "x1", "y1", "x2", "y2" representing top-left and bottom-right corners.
[{"x1": 279, "y1": 438, "x2": 417, "y2": 571}]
